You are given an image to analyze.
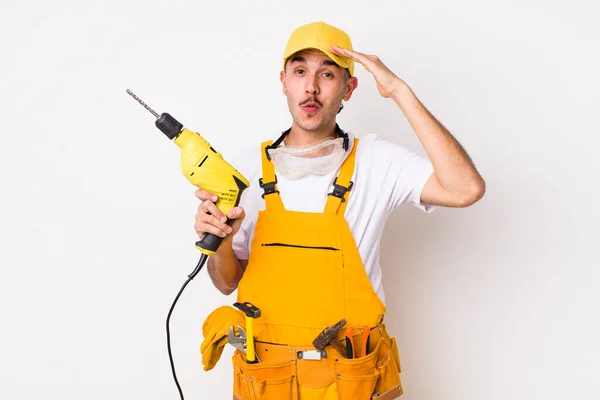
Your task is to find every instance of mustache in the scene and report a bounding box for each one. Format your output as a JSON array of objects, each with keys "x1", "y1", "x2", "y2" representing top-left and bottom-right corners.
[{"x1": 299, "y1": 97, "x2": 323, "y2": 107}]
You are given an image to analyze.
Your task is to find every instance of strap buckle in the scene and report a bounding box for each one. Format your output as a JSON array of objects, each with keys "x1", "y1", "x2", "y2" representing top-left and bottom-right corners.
[
  {"x1": 259, "y1": 177, "x2": 279, "y2": 199},
  {"x1": 328, "y1": 178, "x2": 354, "y2": 202}
]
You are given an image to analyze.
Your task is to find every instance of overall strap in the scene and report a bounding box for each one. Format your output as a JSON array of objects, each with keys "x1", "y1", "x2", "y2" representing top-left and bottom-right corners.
[
  {"x1": 260, "y1": 141, "x2": 284, "y2": 210},
  {"x1": 324, "y1": 138, "x2": 359, "y2": 215}
]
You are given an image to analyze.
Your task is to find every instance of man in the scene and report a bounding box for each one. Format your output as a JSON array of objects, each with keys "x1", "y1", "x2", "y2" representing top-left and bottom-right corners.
[{"x1": 198, "y1": 21, "x2": 485, "y2": 399}]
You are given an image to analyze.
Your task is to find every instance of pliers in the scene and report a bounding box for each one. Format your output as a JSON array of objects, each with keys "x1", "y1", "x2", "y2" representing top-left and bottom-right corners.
[{"x1": 345, "y1": 326, "x2": 371, "y2": 358}]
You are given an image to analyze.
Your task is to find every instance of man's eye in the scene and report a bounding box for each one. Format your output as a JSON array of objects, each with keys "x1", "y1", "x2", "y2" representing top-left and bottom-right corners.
[
  {"x1": 295, "y1": 69, "x2": 304, "y2": 74},
  {"x1": 323, "y1": 73, "x2": 333, "y2": 78}
]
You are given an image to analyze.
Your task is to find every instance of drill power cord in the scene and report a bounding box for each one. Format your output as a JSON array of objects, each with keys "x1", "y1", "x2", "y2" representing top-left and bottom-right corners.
[
  {"x1": 126, "y1": 89, "x2": 248, "y2": 399},
  {"x1": 166, "y1": 253, "x2": 209, "y2": 400}
]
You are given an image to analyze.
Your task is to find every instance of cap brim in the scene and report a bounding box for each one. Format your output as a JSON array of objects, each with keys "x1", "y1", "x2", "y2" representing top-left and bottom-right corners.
[{"x1": 283, "y1": 47, "x2": 352, "y2": 75}]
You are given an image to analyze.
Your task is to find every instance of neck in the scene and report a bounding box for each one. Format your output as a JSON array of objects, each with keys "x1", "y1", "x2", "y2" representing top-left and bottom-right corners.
[{"x1": 284, "y1": 121, "x2": 338, "y2": 147}]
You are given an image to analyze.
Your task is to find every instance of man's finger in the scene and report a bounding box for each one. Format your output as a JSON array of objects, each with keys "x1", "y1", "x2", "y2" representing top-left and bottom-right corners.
[
  {"x1": 330, "y1": 45, "x2": 366, "y2": 63},
  {"x1": 195, "y1": 189, "x2": 219, "y2": 202},
  {"x1": 195, "y1": 212, "x2": 230, "y2": 233},
  {"x1": 201, "y1": 200, "x2": 226, "y2": 222},
  {"x1": 227, "y1": 206, "x2": 245, "y2": 220},
  {"x1": 194, "y1": 221, "x2": 228, "y2": 238}
]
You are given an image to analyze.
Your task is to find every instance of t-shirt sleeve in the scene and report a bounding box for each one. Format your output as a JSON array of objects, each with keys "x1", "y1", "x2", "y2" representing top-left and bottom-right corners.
[
  {"x1": 231, "y1": 224, "x2": 250, "y2": 261},
  {"x1": 370, "y1": 135, "x2": 437, "y2": 213}
]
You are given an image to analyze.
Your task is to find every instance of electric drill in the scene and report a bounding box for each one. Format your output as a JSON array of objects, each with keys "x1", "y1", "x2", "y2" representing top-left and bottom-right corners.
[
  {"x1": 126, "y1": 89, "x2": 250, "y2": 400},
  {"x1": 126, "y1": 89, "x2": 249, "y2": 256}
]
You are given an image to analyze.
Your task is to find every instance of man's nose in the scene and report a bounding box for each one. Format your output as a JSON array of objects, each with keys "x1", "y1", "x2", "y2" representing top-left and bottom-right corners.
[{"x1": 305, "y1": 74, "x2": 319, "y2": 95}]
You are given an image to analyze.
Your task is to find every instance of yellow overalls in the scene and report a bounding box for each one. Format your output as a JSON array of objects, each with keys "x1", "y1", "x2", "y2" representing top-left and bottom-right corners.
[{"x1": 232, "y1": 138, "x2": 404, "y2": 400}]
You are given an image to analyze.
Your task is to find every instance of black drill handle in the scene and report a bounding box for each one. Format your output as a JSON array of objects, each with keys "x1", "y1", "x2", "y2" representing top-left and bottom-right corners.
[
  {"x1": 196, "y1": 176, "x2": 248, "y2": 254},
  {"x1": 195, "y1": 218, "x2": 234, "y2": 254}
]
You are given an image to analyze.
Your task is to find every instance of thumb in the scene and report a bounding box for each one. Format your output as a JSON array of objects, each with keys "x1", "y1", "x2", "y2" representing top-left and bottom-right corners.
[{"x1": 227, "y1": 207, "x2": 246, "y2": 235}]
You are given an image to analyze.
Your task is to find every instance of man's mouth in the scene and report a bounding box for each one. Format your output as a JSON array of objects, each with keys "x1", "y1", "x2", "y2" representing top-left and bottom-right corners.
[{"x1": 301, "y1": 101, "x2": 320, "y2": 114}]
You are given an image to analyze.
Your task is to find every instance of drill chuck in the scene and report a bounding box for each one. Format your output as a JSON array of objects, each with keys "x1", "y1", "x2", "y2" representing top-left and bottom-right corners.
[
  {"x1": 156, "y1": 113, "x2": 184, "y2": 140},
  {"x1": 125, "y1": 89, "x2": 184, "y2": 140}
]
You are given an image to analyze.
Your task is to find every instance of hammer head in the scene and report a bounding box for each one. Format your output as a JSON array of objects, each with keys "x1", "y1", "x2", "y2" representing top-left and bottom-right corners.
[{"x1": 312, "y1": 319, "x2": 347, "y2": 351}]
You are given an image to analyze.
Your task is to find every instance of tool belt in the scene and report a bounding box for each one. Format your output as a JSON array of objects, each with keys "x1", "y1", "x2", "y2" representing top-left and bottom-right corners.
[{"x1": 232, "y1": 322, "x2": 403, "y2": 400}]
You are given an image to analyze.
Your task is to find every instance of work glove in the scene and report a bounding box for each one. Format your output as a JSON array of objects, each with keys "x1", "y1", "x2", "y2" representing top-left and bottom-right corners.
[{"x1": 200, "y1": 305, "x2": 245, "y2": 371}]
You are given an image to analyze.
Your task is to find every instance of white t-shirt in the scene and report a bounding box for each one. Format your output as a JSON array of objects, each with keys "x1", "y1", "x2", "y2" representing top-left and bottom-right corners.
[{"x1": 230, "y1": 132, "x2": 437, "y2": 305}]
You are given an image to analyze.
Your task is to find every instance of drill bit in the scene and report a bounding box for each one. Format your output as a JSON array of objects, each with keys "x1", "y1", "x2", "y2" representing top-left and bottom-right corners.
[{"x1": 126, "y1": 89, "x2": 160, "y2": 118}]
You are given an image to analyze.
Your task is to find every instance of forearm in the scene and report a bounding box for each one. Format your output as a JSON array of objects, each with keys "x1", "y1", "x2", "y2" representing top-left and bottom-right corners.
[
  {"x1": 207, "y1": 239, "x2": 244, "y2": 295},
  {"x1": 391, "y1": 82, "x2": 485, "y2": 197}
]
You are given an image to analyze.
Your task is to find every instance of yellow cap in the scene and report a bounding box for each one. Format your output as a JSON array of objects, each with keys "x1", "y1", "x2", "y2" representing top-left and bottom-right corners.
[{"x1": 283, "y1": 21, "x2": 354, "y2": 77}]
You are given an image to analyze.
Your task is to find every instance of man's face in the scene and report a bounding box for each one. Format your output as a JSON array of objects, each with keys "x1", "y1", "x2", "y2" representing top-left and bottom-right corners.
[{"x1": 280, "y1": 49, "x2": 358, "y2": 134}]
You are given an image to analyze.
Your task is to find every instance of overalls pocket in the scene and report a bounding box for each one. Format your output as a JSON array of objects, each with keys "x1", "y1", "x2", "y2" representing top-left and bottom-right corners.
[
  {"x1": 336, "y1": 371, "x2": 380, "y2": 399},
  {"x1": 333, "y1": 338, "x2": 382, "y2": 399},
  {"x1": 232, "y1": 351, "x2": 252, "y2": 400},
  {"x1": 255, "y1": 241, "x2": 345, "y2": 332},
  {"x1": 373, "y1": 337, "x2": 403, "y2": 399},
  {"x1": 232, "y1": 349, "x2": 298, "y2": 400},
  {"x1": 248, "y1": 375, "x2": 298, "y2": 400}
]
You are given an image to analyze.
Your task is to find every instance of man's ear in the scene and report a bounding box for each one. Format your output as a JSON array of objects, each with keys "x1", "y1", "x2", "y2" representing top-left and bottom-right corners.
[
  {"x1": 280, "y1": 70, "x2": 287, "y2": 95},
  {"x1": 343, "y1": 77, "x2": 358, "y2": 101}
]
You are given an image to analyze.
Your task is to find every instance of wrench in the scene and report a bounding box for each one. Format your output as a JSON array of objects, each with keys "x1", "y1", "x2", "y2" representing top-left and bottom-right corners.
[{"x1": 227, "y1": 325, "x2": 261, "y2": 362}]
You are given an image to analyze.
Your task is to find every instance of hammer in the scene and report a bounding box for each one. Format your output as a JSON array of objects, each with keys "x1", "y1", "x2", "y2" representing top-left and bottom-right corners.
[
  {"x1": 312, "y1": 318, "x2": 348, "y2": 358},
  {"x1": 233, "y1": 302, "x2": 261, "y2": 363}
]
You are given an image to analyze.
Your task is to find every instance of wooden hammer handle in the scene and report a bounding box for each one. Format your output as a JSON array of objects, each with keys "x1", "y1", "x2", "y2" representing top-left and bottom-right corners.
[{"x1": 329, "y1": 339, "x2": 347, "y2": 358}]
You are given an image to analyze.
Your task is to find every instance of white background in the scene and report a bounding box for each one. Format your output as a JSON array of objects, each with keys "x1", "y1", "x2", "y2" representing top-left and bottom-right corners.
[{"x1": 1, "y1": 0, "x2": 598, "y2": 399}]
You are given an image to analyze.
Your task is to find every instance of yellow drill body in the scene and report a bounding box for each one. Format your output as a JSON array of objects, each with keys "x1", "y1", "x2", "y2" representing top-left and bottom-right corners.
[{"x1": 173, "y1": 128, "x2": 250, "y2": 255}]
